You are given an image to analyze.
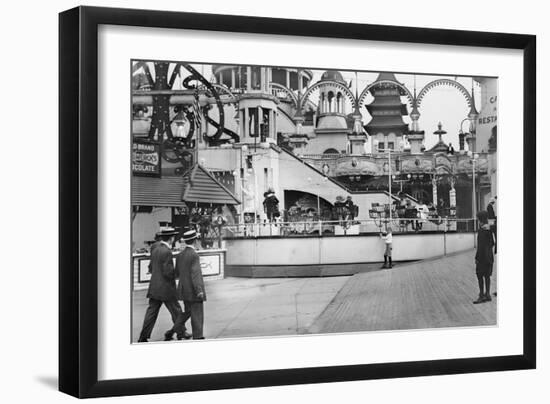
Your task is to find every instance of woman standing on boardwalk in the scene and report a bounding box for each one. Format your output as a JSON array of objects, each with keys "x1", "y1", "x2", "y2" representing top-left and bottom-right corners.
[{"x1": 473, "y1": 210, "x2": 495, "y2": 304}]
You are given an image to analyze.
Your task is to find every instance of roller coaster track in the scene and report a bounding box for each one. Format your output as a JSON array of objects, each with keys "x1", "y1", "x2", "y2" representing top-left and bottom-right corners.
[
  {"x1": 182, "y1": 64, "x2": 240, "y2": 145},
  {"x1": 204, "y1": 114, "x2": 240, "y2": 145}
]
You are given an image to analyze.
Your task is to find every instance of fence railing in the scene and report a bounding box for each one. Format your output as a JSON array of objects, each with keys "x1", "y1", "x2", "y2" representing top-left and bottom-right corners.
[{"x1": 222, "y1": 218, "x2": 476, "y2": 239}]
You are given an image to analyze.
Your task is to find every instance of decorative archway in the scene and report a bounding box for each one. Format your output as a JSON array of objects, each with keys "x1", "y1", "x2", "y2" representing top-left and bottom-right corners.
[
  {"x1": 416, "y1": 79, "x2": 474, "y2": 109},
  {"x1": 299, "y1": 80, "x2": 356, "y2": 113},
  {"x1": 269, "y1": 82, "x2": 299, "y2": 107}
]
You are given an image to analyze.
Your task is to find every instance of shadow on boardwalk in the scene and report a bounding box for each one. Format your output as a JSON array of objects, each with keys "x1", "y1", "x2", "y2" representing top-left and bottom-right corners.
[{"x1": 307, "y1": 249, "x2": 497, "y2": 334}]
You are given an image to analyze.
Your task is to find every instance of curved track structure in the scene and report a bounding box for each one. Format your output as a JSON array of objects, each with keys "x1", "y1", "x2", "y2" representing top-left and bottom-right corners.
[
  {"x1": 299, "y1": 80, "x2": 356, "y2": 112},
  {"x1": 416, "y1": 79, "x2": 473, "y2": 109},
  {"x1": 182, "y1": 64, "x2": 240, "y2": 145},
  {"x1": 269, "y1": 82, "x2": 299, "y2": 108}
]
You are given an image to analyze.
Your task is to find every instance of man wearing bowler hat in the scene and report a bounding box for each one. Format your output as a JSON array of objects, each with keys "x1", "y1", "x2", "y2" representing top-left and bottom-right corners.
[
  {"x1": 137, "y1": 226, "x2": 190, "y2": 342},
  {"x1": 173, "y1": 229, "x2": 207, "y2": 340}
]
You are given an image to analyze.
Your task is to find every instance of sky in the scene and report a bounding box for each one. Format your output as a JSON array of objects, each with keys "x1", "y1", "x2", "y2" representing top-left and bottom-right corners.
[{"x1": 139, "y1": 62, "x2": 488, "y2": 149}]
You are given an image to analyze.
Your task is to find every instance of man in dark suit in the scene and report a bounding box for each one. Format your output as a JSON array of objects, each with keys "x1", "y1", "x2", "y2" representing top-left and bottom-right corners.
[
  {"x1": 446, "y1": 143, "x2": 455, "y2": 155},
  {"x1": 473, "y1": 210, "x2": 495, "y2": 304},
  {"x1": 173, "y1": 230, "x2": 207, "y2": 340},
  {"x1": 487, "y1": 196, "x2": 497, "y2": 254},
  {"x1": 137, "y1": 227, "x2": 189, "y2": 342}
]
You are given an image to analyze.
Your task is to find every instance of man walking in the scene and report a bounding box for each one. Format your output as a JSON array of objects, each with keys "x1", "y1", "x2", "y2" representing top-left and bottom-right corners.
[
  {"x1": 138, "y1": 226, "x2": 187, "y2": 342},
  {"x1": 174, "y1": 230, "x2": 207, "y2": 340}
]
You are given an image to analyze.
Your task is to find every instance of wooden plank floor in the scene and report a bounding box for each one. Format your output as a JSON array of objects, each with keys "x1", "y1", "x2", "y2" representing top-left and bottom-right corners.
[{"x1": 308, "y1": 250, "x2": 497, "y2": 334}]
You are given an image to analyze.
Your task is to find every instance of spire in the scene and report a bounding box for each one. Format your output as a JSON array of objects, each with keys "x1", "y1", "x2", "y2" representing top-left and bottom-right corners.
[
  {"x1": 469, "y1": 79, "x2": 479, "y2": 117},
  {"x1": 351, "y1": 72, "x2": 364, "y2": 135},
  {"x1": 433, "y1": 121, "x2": 447, "y2": 143},
  {"x1": 429, "y1": 122, "x2": 448, "y2": 153},
  {"x1": 353, "y1": 72, "x2": 361, "y2": 116},
  {"x1": 410, "y1": 74, "x2": 420, "y2": 118}
]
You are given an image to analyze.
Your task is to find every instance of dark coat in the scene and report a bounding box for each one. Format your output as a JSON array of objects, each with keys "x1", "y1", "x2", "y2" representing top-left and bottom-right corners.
[
  {"x1": 146, "y1": 243, "x2": 178, "y2": 301},
  {"x1": 263, "y1": 194, "x2": 279, "y2": 214},
  {"x1": 176, "y1": 247, "x2": 206, "y2": 302},
  {"x1": 487, "y1": 203, "x2": 496, "y2": 220},
  {"x1": 475, "y1": 227, "x2": 494, "y2": 275}
]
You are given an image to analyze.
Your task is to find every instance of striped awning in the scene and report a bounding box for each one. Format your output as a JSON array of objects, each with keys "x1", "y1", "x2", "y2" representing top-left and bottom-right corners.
[
  {"x1": 132, "y1": 164, "x2": 240, "y2": 207},
  {"x1": 132, "y1": 175, "x2": 187, "y2": 207},
  {"x1": 183, "y1": 165, "x2": 240, "y2": 205}
]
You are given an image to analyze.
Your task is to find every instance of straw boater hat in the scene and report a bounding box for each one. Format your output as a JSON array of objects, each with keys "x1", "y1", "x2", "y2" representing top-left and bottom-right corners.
[
  {"x1": 182, "y1": 229, "x2": 198, "y2": 241},
  {"x1": 157, "y1": 227, "x2": 179, "y2": 237}
]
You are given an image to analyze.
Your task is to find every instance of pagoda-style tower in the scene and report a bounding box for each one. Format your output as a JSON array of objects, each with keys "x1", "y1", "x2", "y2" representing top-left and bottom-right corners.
[{"x1": 365, "y1": 73, "x2": 409, "y2": 153}]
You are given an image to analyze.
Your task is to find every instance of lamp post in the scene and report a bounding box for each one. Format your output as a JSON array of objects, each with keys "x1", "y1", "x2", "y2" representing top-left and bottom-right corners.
[
  {"x1": 459, "y1": 117, "x2": 477, "y2": 153},
  {"x1": 376, "y1": 147, "x2": 393, "y2": 220},
  {"x1": 392, "y1": 173, "x2": 411, "y2": 193},
  {"x1": 378, "y1": 140, "x2": 404, "y2": 221},
  {"x1": 308, "y1": 176, "x2": 328, "y2": 230},
  {"x1": 467, "y1": 150, "x2": 479, "y2": 231},
  {"x1": 240, "y1": 144, "x2": 248, "y2": 225}
]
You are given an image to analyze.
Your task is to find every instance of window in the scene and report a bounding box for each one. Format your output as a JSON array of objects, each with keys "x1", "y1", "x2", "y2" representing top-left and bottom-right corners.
[
  {"x1": 323, "y1": 148, "x2": 339, "y2": 155},
  {"x1": 378, "y1": 142, "x2": 385, "y2": 151},
  {"x1": 251, "y1": 66, "x2": 261, "y2": 90},
  {"x1": 388, "y1": 142, "x2": 395, "y2": 150},
  {"x1": 248, "y1": 108, "x2": 259, "y2": 137}
]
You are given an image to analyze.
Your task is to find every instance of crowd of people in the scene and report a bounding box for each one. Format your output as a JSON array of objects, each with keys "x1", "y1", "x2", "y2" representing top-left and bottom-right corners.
[
  {"x1": 261, "y1": 190, "x2": 359, "y2": 231},
  {"x1": 387, "y1": 194, "x2": 443, "y2": 232}
]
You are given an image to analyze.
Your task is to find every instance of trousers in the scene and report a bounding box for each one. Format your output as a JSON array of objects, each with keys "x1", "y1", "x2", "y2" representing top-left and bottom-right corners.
[
  {"x1": 139, "y1": 298, "x2": 183, "y2": 340},
  {"x1": 174, "y1": 301, "x2": 204, "y2": 339}
]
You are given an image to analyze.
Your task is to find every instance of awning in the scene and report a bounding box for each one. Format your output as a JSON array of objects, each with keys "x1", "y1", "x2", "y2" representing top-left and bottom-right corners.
[
  {"x1": 183, "y1": 165, "x2": 241, "y2": 205},
  {"x1": 132, "y1": 164, "x2": 240, "y2": 207},
  {"x1": 132, "y1": 175, "x2": 187, "y2": 207}
]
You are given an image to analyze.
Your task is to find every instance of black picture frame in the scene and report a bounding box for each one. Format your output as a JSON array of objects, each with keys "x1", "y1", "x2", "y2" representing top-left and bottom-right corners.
[{"x1": 59, "y1": 6, "x2": 536, "y2": 398}]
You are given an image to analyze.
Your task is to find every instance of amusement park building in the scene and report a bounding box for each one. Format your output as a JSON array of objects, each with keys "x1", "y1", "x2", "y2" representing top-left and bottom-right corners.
[{"x1": 131, "y1": 61, "x2": 497, "y2": 247}]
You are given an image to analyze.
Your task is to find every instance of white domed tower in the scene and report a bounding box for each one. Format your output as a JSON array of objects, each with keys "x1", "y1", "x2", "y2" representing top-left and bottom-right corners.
[
  {"x1": 212, "y1": 65, "x2": 279, "y2": 144},
  {"x1": 313, "y1": 70, "x2": 351, "y2": 154}
]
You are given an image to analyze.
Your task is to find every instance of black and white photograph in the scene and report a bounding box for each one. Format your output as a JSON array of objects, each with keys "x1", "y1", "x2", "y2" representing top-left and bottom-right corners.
[
  {"x1": 2, "y1": 0, "x2": 547, "y2": 400},
  {"x1": 131, "y1": 60, "x2": 498, "y2": 343}
]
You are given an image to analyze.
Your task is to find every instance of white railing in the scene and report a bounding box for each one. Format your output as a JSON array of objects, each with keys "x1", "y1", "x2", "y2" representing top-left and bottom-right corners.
[{"x1": 222, "y1": 218, "x2": 475, "y2": 239}]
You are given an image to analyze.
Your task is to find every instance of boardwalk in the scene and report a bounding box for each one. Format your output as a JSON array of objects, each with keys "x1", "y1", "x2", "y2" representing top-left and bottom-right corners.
[
  {"x1": 132, "y1": 276, "x2": 348, "y2": 341},
  {"x1": 308, "y1": 249, "x2": 497, "y2": 334},
  {"x1": 132, "y1": 249, "x2": 496, "y2": 342}
]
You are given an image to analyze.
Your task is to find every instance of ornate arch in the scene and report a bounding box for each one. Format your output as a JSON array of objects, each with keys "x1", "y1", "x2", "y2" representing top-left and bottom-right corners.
[
  {"x1": 269, "y1": 82, "x2": 298, "y2": 107},
  {"x1": 358, "y1": 80, "x2": 415, "y2": 108},
  {"x1": 417, "y1": 79, "x2": 473, "y2": 108},
  {"x1": 299, "y1": 80, "x2": 356, "y2": 112}
]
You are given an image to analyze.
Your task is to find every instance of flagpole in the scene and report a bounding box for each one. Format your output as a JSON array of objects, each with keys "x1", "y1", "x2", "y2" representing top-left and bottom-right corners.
[{"x1": 194, "y1": 90, "x2": 201, "y2": 167}]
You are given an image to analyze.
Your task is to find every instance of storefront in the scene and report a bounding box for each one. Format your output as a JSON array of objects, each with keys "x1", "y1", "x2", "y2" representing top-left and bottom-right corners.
[{"x1": 131, "y1": 164, "x2": 240, "y2": 290}]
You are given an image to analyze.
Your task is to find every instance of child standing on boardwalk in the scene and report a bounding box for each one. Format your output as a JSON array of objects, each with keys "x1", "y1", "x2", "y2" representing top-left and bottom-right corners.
[
  {"x1": 473, "y1": 210, "x2": 495, "y2": 304},
  {"x1": 380, "y1": 227, "x2": 393, "y2": 269}
]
